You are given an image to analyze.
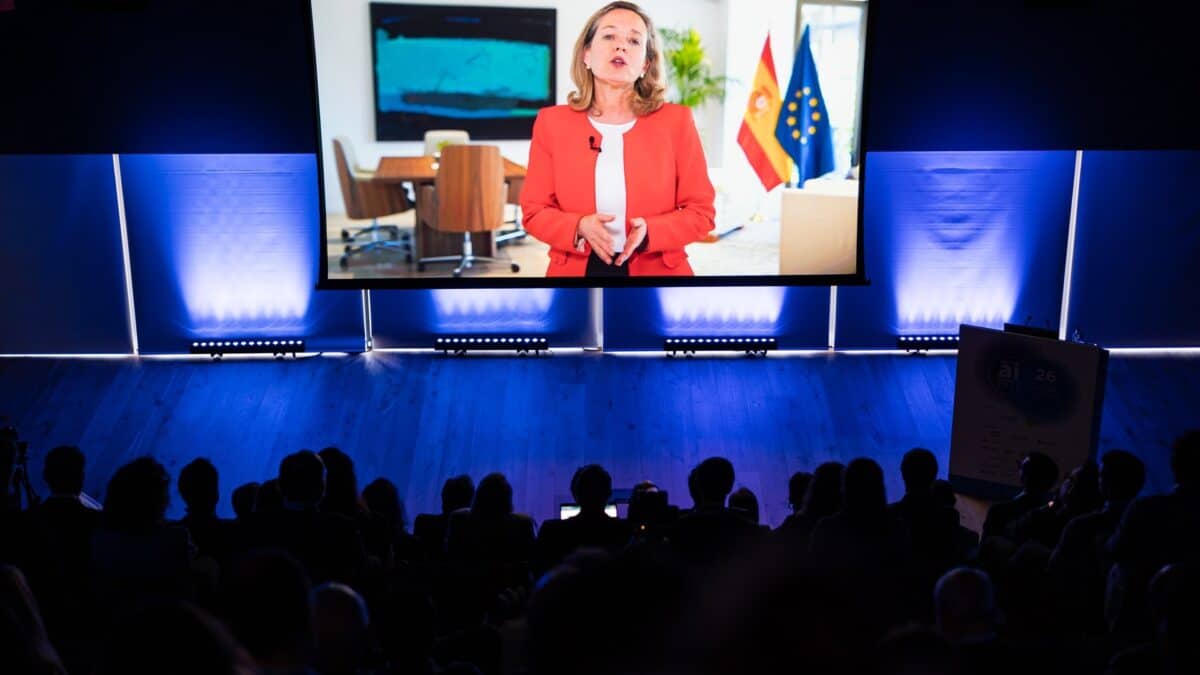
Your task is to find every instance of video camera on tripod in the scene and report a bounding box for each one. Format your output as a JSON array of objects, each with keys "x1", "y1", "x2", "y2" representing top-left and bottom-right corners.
[{"x1": 1, "y1": 426, "x2": 40, "y2": 510}]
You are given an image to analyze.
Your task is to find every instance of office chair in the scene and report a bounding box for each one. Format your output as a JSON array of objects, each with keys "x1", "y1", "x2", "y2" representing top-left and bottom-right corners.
[
  {"x1": 422, "y1": 130, "x2": 526, "y2": 245},
  {"x1": 415, "y1": 144, "x2": 520, "y2": 277},
  {"x1": 332, "y1": 136, "x2": 413, "y2": 268},
  {"x1": 423, "y1": 129, "x2": 470, "y2": 157}
]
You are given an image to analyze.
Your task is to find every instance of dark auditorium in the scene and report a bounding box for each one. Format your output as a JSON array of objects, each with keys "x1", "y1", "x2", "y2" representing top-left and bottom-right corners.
[{"x1": 2, "y1": 2, "x2": 1199, "y2": 675}]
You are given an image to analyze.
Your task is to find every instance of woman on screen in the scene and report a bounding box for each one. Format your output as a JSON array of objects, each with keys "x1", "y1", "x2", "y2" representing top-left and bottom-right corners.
[{"x1": 520, "y1": 1, "x2": 715, "y2": 278}]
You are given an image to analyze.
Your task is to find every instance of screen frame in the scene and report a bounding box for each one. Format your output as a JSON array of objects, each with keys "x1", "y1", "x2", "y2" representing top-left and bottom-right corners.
[
  {"x1": 315, "y1": 3, "x2": 870, "y2": 291},
  {"x1": 369, "y1": 2, "x2": 557, "y2": 142}
]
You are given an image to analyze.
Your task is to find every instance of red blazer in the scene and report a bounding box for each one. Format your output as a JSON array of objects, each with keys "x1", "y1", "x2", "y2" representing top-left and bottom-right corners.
[{"x1": 520, "y1": 103, "x2": 716, "y2": 277}]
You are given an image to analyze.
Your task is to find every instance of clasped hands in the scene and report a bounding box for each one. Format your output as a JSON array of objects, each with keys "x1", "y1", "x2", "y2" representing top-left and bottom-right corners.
[{"x1": 576, "y1": 213, "x2": 647, "y2": 266}]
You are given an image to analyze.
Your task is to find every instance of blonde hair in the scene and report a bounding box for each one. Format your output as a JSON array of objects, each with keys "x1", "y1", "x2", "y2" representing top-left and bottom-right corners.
[{"x1": 568, "y1": 2, "x2": 666, "y2": 117}]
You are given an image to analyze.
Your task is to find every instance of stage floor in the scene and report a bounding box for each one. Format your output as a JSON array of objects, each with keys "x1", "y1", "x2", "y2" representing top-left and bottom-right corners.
[{"x1": 1, "y1": 351, "x2": 1195, "y2": 528}]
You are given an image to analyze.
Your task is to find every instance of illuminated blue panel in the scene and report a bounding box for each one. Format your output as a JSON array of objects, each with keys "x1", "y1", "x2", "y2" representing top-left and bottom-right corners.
[
  {"x1": 0, "y1": 155, "x2": 132, "y2": 354},
  {"x1": 838, "y1": 151, "x2": 1075, "y2": 348},
  {"x1": 370, "y1": 288, "x2": 596, "y2": 347},
  {"x1": 1067, "y1": 151, "x2": 1200, "y2": 346},
  {"x1": 603, "y1": 287, "x2": 829, "y2": 350},
  {"x1": 120, "y1": 154, "x2": 364, "y2": 353}
]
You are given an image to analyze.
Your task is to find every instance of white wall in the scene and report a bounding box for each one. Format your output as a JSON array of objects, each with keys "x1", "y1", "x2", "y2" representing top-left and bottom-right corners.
[
  {"x1": 716, "y1": 0, "x2": 796, "y2": 227},
  {"x1": 312, "y1": 0, "x2": 731, "y2": 214}
]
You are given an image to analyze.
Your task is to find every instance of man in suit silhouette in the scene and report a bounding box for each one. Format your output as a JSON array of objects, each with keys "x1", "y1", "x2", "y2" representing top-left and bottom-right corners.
[{"x1": 535, "y1": 464, "x2": 631, "y2": 574}]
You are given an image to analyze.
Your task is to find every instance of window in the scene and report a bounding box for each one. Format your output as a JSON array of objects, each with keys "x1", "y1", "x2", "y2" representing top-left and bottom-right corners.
[{"x1": 798, "y1": 0, "x2": 867, "y2": 173}]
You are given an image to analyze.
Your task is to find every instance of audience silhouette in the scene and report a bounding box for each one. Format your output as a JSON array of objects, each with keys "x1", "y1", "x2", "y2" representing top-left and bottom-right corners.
[{"x1": 0, "y1": 432, "x2": 1196, "y2": 675}]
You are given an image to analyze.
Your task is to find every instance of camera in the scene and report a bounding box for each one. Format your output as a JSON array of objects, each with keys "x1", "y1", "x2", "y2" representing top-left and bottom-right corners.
[{"x1": 1, "y1": 425, "x2": 38, "y2": 508}]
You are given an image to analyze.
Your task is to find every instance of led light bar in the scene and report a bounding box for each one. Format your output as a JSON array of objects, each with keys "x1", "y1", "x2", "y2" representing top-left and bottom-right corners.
[
  {"x1": 663, "y1": 337, "x2": 778, "y2": 356},
  {"x1": 896, "y1": 335, "x2": 960, "y2": 352},
  {"x1": 434, "y1": 336, "x2": 549, "y2": 354},
  {"x1": 190, "y1": 338, "x2": 305, "y2": 357}
]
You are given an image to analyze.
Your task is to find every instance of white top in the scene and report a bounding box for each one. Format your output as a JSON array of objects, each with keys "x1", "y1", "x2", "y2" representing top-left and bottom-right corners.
[{"x1": 589, "y1": 117, "x2": 636, "y2": 253}]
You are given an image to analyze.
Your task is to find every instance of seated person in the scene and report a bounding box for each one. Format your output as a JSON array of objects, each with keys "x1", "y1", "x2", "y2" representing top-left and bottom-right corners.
[
  {"x1": 445, "y1": 473, "x2": 535, "y2": 564},
  {"x1": 18, "y1": 445, "x2": 101, "y2": 669},
  {"x1": 981, "y1": 451, "x2": 1059, "y2": 542},
  {"x1": 1107, "y1": 431, "x2": 1200, "y2": 640},
  {"x1": 90, "y1": 458, "x2": 194, "y2": 622},
  {"x1": 414, "y1": 474, "x2": 474, "y2": 560},
  {"x1": 1048, "y1": 450, "x2": 1145, "y2": 632},
  {"x1": 175, "y1": 458, "x2": 236, "y2": 564},
  {"x1": 888, "y1": 449, "x2": 966, "y2": 573},
  {"x1": 535, "y1": 464, "x2": 631, "y2": 574},
  {"x1": 1012, "y1": 461, "x2": 1102, "y2": 550},
  {"x1": 249, "y1": 450, "x2": 366, "y2": 586},
  {"x1": 728, "y1": 487, "x2": 770, "y2": 533},
  {"x1": 773, "y1": 462, "x2": 844, "y2": 553},
  {"x1": 669, "y1": 457, "x2": 762, "y2": 565},
  {"x1": 776, "y1": 471, "x2": 812, "y2": 530},
  {"x1": 626, "y1": 480, "x2": 678, "y2": 544}
]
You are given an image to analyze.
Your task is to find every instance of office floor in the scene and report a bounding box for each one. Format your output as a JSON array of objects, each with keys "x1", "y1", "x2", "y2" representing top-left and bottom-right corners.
[{"x1": 325, "y1": 212, "x2": 781, "y2": 279}]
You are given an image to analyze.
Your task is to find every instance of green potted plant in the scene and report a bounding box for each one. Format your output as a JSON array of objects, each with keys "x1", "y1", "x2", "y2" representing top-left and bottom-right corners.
[{"x1": 659, "y1": 27, "x2": 729, "y2": 109}]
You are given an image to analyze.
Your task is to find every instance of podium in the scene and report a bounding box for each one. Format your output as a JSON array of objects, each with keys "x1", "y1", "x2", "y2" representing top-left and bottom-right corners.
[{"x1": 949, "y1": 324, "x2": 1109, "y2": 500}]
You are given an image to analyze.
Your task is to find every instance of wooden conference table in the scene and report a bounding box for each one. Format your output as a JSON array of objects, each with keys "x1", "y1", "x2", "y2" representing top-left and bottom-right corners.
[{"x1": 373, "y1": 155, "x2": 527, "y2": 259}]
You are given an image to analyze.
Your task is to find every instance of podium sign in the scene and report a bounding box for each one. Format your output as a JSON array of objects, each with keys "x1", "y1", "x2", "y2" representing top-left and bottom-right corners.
[{"x1": 949, "y1": 324, "x2": 1108, "y2": 499}]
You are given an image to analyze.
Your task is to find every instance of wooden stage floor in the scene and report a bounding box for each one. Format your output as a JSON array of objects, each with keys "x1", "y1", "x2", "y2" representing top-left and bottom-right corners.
[{"x1": 1, "y1": 351, "x2": 1196, "y2": 528}]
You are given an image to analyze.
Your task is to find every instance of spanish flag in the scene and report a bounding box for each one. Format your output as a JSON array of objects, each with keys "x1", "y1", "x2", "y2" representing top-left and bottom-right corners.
[{"x1": 737, "y1": 35, "x2": 790, "y2": 191}]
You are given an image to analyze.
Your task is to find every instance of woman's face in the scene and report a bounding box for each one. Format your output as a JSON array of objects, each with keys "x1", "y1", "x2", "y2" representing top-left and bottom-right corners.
[{"x1": 583, "y1": 8, "x2": 649, "y2": 88}]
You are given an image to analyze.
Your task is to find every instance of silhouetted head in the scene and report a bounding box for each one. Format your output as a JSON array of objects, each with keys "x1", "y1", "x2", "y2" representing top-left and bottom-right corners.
[
  {"x1": 628, "y1": 480, "x2": 666, "y2": 527},
  {"x1": 803, "y1": 461, "x2": 844, "y2": 518},
  {"x1": 178, "y1": 457, "x2": 219, "y2": 516},
  {"x1": 1171, "y1": 430, "x2": 1200, "y2": 490},
  {"x1": 43, "y1": 444, "x2": 85, "y2": 496},
  {"x1": 695, "y1": 457, "x2": 735, "y2": 508},
  {"x1": 318, "y1": 447, "x2": 359, "y2": 516},
  {"x1": 1018, "y1": 452, "x2": 1059, "y2": 495},
  {"x1": 728, "y1": 487, "x2": 760, "y2": 524},
  {"x1": 311, "y1": 583, "x2": 370, "y2": 675},
  {"x1": 571, "y1": 464, "x2": 612, "y2": 514},
  {"x1": 278, "y1": 450, "x2": 325, "y2": 507},
  {"x1": 104, "y1": 457, "x2": 170, "y2": 531},
  {"x1": 934, "y1": 567, "x2": 997, "y2": 644},
  {"x1": 786, "y1": 471, "x2": 812, "y2": 512},
  {"x1": 256, "y1": 478, "x2": 283, "y2": 514},
  {"x1": 843, "y1": 457, "x2": 887, "y2": 515},
  {"x1": 223, "y1": 548, "x2": 312, "y2": 670},
  {"x1": 363, "y1": 477, "x2": 406, "y2": 530},
  {"x1": 473, "y1": 473, "x2": 514, "y2": 518},
  {"x1": 98, "y1": 601, "x2": 255, "y2": 675},
  {"x1": 1059, "y1": 461, "x2": 1102, "y2": 513},
  {"x1": 231, "y1": 482, "x2": 260, "y2": 520},
  {"x1": 900, "y1": 448, "x2": 939, "y2": 496},
  {"x1": 1099, "y1": 449, "x2": 1145, "y2": 503},
  {"x1": 441, "y1": 474, "x2": 475, "y2": 513}
]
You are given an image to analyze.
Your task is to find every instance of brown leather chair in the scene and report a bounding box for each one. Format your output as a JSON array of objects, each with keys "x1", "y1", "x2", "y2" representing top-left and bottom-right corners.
[
  {"x1": 416, "y1": 144, "x2": 520, "y2": 277},
  {"x1": 332, "y1": 136, "x2": 413, "y2": 268}
]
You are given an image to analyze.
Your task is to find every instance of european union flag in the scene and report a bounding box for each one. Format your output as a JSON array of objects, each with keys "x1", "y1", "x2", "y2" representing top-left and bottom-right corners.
[{"x1": 775, "y1": 26, "x2": 835, "y2": 185}]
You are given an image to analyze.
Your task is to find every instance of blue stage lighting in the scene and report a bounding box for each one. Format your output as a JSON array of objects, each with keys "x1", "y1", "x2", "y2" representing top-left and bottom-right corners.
[
  {"x1": 433, "y1": 335, "x2": 549, "y2": 355},
  {"x1": 190, "y1": 337, "x2": 305, "y2": 358},
  {"x1": 663, "y1": 336, "x2": 777, "y2": 357},
  {"x1": 896, "y1": 334, "x2": 959, "y2": 352}
]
